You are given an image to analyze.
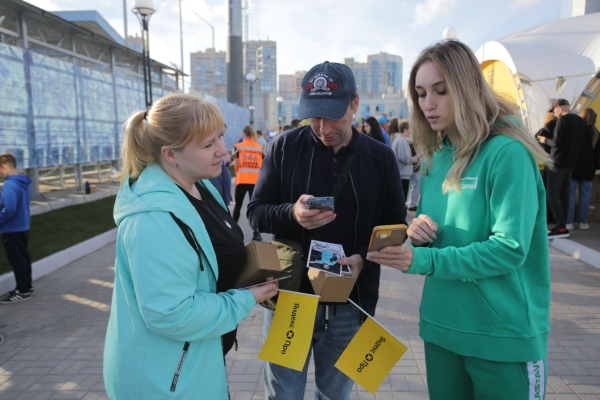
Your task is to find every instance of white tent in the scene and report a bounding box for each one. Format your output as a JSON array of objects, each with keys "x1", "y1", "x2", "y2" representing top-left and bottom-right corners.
[{"x1": 475, "y1": 13, "x2": 600, "y2": 134}]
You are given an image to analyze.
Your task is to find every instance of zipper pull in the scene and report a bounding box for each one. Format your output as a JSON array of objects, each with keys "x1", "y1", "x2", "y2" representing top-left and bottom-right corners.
[{"x1": 324, "y1": 305, "x2": 329, "y2": 331}]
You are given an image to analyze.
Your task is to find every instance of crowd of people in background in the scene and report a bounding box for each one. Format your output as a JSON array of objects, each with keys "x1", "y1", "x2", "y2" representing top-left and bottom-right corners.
[
  {"x1": 354, "y1": 114, "x2": 421, "y2": 210},
  {"x1": 536, "y1": 100, "x2": 600, "y2": 237}
]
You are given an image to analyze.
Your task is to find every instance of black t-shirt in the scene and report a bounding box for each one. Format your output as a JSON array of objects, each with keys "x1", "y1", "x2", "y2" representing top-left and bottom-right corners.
[{"x1": 178, "y1": 183, "x2": 246, "y2": 292}]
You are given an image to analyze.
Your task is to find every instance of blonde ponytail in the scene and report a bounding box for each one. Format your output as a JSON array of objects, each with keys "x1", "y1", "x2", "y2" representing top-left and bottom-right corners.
[{"x1": 115, "y1": 94, "x2": 224, "y2": 185}]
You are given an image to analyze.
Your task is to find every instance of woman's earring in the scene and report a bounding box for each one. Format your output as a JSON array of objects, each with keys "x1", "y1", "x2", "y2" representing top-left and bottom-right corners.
[{"x1": 172, "y1": 163, "x2": 177, "y2": 168}]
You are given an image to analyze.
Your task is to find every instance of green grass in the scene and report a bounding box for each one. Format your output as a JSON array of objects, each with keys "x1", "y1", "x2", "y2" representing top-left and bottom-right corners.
[{"x1": 0, "y1": 196, "x2": 117, "y2": 275}]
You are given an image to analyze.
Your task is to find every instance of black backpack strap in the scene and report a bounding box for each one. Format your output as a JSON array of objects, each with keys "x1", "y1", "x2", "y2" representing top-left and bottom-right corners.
[
  {"x1": 331, "y1": 150, "x2": 356, "y2": 200},
  {"x1": 169, "y1": 212, "x2": 204, "y2": 271}
]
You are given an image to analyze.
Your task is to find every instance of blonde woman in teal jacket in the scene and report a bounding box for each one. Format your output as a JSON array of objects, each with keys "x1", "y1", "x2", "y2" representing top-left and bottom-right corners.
[
  {"x1": 366, "y1": 41, "x2": 551, "y2": 399},
  {"x1": 104, "y1": 94, "x2": 278, "y2": 399}
]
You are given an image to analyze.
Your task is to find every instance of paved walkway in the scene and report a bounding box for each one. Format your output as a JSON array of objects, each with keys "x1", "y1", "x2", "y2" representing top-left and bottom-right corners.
[{"x1": 0, "y1": 204, "x2": 599, "y2": 399}]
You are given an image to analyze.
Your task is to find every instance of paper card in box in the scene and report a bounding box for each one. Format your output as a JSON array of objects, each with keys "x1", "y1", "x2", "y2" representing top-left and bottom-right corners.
[{"x1": 233, "y1": 241, "x2": 282, "y2": 288}]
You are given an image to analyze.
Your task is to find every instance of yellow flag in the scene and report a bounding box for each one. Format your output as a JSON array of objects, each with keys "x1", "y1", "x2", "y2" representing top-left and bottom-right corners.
[
  {"x1": 258, "y1": 290, "x2": 320, "y2": 371},
  {"x1": 335, "y1": 314, "x2": 408, "y2": 394}
]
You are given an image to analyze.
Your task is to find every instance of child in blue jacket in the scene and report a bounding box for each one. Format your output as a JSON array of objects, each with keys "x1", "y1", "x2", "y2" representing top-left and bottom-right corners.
[{"x1": 0, "y1": 153, "x2": 33, "y2": 304}]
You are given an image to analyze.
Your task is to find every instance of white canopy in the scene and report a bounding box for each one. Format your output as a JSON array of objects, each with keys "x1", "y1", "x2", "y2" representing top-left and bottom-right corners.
[{"x1": 476, "y1": 13, "x2": 600, "y2": 133}]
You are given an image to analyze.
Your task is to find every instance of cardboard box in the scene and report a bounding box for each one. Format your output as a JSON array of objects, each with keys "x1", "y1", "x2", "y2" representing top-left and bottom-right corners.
[
  {"x1": 232, "y1": 241, "x2": 282, "y2": 288},
  {"x1": 308, "y1": 264, "x2": 362, "y2": 303}
]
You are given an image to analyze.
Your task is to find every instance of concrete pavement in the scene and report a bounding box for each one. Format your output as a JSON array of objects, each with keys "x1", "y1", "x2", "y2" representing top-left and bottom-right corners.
[{"x1": 0, "y1": 200, "x2": 599, "y2": 399}]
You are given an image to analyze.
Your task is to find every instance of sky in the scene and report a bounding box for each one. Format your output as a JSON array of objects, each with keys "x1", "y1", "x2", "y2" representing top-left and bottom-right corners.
[{"x1": 26, "y1": 0, "x2": 562, "y2": 88}]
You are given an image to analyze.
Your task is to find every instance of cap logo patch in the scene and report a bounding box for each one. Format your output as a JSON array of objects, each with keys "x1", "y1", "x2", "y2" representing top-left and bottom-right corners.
[{"x1": 305, "y1": 73, "x2": 339, "y2": 96}]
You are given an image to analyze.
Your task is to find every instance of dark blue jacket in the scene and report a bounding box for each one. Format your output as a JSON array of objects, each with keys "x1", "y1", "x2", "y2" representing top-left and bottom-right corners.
[
  {"x1": 208, "y1": 159, "x2": 233, "y2": 205},
  {"x1": 247, "y1": 125, "x2": 406, "y2": 316},
  {"x1": 0, "y1": 174, "x2": 32, "y2": 233}
]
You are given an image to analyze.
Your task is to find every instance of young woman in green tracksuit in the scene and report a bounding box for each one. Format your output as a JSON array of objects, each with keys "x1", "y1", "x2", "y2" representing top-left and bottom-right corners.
[{"x1": 366, "y1": 41, "x2": 551, "y2": 399}]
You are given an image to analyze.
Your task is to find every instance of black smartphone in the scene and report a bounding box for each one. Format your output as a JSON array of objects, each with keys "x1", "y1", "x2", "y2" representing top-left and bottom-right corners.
[{"x1": 306, "y1": 197, "x2": 334, "y2": 212}]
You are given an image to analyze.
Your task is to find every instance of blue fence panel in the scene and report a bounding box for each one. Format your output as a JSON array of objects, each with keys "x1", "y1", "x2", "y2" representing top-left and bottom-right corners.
[{"x1": 0, "y1": 42, "x2": 250, "y2": 168}]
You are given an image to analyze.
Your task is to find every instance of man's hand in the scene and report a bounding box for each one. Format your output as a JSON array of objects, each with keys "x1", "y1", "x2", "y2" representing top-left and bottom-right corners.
[
  {"x1": 538, "y1": 136, "x2": 547, "y2": 144},
  {"x1": 407, "y1": 214, "x2": 438, "y2": 246},
  {"x1": 337, "y1": 254, "x2": 363, "y2": 275},
  {"x1": 293, "y1": 194, "x2": 336, "y2": 230},
  {"x1": 366, "y1": 245, "x2": 413, "y2": 272}
]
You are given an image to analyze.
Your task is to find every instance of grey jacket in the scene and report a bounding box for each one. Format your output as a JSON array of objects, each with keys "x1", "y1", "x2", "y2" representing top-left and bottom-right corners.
[{"x1": 391, "y1": 135, "x2": 413, "y2": 179}]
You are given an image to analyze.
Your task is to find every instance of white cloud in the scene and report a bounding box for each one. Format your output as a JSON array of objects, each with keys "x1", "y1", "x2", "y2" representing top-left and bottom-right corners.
[{"x1": 412, "y1": 0, "x2": 458, "y2": 27}]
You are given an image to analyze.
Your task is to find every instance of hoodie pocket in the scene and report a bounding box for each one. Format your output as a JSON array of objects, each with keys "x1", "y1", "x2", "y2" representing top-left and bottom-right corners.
[{"x1": 421, "y1": 279, "x2": 499, "y2": 334}]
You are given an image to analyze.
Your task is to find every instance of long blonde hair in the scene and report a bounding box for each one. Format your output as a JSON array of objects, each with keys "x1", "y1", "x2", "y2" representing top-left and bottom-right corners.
[
  {"x1": 117, "y1": 94, "x2": 224, "y2": 184},
  {"x1": 408, "y1": 40, "x2": 551, "y2": 194}
]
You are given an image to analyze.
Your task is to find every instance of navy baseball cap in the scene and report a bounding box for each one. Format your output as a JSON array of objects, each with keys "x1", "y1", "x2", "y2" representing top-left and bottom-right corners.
[{"x1": 298, "y1": 61, "x2": 357, "y2": 121}]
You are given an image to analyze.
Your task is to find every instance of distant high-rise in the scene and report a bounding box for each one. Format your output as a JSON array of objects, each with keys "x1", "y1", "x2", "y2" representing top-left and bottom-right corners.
[
  {"x1": 190, "y1": 48, "x2": 227, "y2": 96},
  {"x1": 127, "y1": 34, "x2": 143, "y2": 53},
  {"x1": 243, "y1": 40, "x2": 277, "y2": 93},
  {"x1": 279, "y1": 71, "x2": 306, "y2": 93},
  {"x1": 561, "y1": 0, "x2": 600, "y2": 18},
  {"x1": 344, "y1": 52, "x2": 403, "y2": 95}
]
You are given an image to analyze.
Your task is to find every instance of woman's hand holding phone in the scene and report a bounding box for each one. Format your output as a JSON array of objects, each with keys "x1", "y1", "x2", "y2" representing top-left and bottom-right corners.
[{"x1": 366, "y1": 244, "x2": 414, "y2": 272}]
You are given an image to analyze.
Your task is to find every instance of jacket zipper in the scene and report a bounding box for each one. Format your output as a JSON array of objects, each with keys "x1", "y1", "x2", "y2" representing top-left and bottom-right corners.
[
  {"x1": 170, "y1": 341, "x2": 190, "y2": 392},
  {"x1": 349, "y1": 172, "x2": 365, "y2": 321},
  {"x1": 168, "y1": 215, "x2": 217, "y2": 392}
]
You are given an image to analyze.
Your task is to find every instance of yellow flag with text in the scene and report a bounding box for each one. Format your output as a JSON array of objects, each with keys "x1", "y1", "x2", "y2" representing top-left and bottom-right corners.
[
  {"x1": 258, "y1": 290, "x2": 320, "y2": 371},
  {"x1": 335, "y1": 317, "x2": 408, "y2": 394}
]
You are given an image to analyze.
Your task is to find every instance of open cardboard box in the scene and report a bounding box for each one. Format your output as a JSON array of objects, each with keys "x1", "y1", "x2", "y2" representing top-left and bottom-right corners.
[
  {"x1": 232, "y1": 241, "x2": 282, "y2": 288},
  {"x1": 308, "y1": 263, "x2": 362, "y2": 302}
]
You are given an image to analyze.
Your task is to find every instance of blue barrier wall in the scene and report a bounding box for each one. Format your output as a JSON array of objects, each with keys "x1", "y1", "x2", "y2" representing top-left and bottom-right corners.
[{"x1": 0, "y1": 42, "x2": 250, "y2": 169}]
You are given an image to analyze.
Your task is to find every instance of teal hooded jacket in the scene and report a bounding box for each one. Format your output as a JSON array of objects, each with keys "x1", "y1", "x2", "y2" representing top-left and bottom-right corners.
[
  {"x1": 104, "y1": 163, "x2": 256, "y2": 399},
  {"x1": 406, "y1": 134, "x2": 550, "y2": 363}
]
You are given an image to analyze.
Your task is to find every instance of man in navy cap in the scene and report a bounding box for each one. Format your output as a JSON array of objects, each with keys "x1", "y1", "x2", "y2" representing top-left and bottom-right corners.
[{"x1": 248, "y1": 62, "x2": 406, "y2": 399}]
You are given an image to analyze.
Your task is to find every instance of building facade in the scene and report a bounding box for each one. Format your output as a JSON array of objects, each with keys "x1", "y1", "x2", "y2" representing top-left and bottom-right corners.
[
  {"x1": 344, "y1": 52, "x2": 403, "y2": 95},
  {"x1": 190, "y1": 48, "x2": 227, "y2": 97},
  {"x1": 278, "y1": 70, "x2": 306, "y2": 93},
  {"x1": 243, "y1": 40, "x2": 276, "y2": 94},
  {"x1": 561, "y1": 0, "x2": 600, "y2": 18}
]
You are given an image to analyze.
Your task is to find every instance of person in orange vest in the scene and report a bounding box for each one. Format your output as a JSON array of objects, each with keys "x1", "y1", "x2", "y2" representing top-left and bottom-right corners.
[{"x1": 233, "y1": 125, "x2": 264, "y2": 241}]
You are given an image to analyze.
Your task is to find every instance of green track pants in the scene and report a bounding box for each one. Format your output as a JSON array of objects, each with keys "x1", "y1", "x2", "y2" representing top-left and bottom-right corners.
[{"x1": 424, "y1": 341, "x2": 547, "y2": 400}]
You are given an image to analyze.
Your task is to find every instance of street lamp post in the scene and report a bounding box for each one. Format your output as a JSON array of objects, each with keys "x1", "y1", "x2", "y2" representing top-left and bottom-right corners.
[
  {"x1": 276, "y1": 96, "x2": 284, "y2": 129},
  {"x1": 132, "y1": 0, "x2": 156, "y2": 108},
  {"x1": 443, "y1": 27, "x2": 458, "y2": 41},
  {"x1": 249, "y1": 105, "x2": 255, "y2": 125},
  {"x1": 246, "y1": 72, "x2": 257, "y2": 125}
]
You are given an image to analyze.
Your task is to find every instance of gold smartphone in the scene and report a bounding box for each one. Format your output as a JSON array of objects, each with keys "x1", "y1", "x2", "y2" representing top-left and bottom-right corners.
[{"x1": 368, "y1": 224, "x2": 408, "y2": 252}]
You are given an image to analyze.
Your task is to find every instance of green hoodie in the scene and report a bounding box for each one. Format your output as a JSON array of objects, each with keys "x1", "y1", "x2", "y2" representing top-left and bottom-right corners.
[
  {"x1": 104, "y1": 163, "x2": 256, "y2": 399},
  {"x1": 406, "y1": 134, "x2": 550, "y2": 362}
]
